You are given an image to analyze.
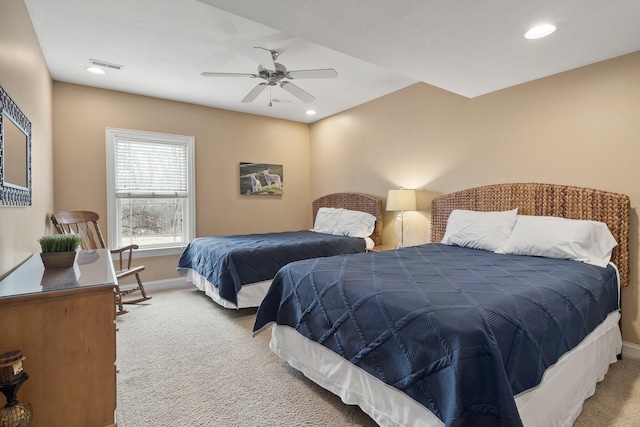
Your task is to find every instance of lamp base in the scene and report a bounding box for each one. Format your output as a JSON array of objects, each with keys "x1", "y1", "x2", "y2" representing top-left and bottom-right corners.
[{"x1": 394, "y1": 211, "x2": 405, "y2": 248}]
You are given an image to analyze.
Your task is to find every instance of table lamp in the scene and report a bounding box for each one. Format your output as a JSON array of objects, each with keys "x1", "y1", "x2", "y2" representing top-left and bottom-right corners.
[{"x1": 386, "y1": 188, "x2": 417, "y2": 248}]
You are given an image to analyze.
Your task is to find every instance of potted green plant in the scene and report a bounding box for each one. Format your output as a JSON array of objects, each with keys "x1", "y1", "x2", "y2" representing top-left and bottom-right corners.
[{"x1": 38, "y1": 234, "x2": 82, "y2": 268}]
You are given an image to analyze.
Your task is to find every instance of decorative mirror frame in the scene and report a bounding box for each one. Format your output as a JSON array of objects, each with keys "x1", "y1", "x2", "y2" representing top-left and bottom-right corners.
[{"x1": 0, "y1": 84, "x2": 32, "y2": 206}]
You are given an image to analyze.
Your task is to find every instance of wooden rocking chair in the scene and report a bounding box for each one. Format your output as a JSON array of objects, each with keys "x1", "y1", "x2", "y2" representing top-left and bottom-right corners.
[{"x1": 50, "y1": 210, "x2": 152, "y2": 315}]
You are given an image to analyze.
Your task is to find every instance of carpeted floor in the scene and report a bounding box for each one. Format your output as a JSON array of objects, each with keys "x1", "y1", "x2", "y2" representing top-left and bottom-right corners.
[{"x1": 115, "y1": 285, "x2": 640, "y2": 426}]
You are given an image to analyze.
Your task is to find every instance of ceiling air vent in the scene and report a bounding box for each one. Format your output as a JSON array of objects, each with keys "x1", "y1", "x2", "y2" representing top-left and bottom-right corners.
[{"x1": 89, "y1": 59, "x2": 123, "y2": 70}]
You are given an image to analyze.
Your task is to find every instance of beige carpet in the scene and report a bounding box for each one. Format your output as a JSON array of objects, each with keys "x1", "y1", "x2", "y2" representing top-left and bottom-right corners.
[{"x1": 115, "y1": 285, "x2": 640, "y2": 426}]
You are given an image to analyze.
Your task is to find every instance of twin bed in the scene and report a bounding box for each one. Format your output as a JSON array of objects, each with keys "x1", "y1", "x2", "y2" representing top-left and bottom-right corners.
[
  {"x1": 252, "y1": 183, "x2": 630, "y2": 427},
  {"x1": 177, "y1": 192, "x2": 383, "y2": 308}
]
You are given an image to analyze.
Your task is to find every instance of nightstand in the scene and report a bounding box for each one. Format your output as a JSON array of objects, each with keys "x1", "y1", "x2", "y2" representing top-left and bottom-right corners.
[{"x1": 367, "y1": 245, "x2": 396, "y2": 252}]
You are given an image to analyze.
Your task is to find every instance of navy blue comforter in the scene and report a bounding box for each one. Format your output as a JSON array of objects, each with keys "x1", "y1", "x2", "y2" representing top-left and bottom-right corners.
[
  {"x1": 254, "y1": 243, "x2": 619, "y2": 426},
  {"x1": 177, "y1": 230, "x2": 366, "y2": 305}
]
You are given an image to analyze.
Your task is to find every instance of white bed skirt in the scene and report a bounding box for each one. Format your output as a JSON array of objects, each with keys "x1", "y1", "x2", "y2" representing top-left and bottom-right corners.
[
  {"x1": 184, "y1": 269, "x2": 271, "y2": 309},
  {"x1": 268, "y1": 310, "x2": 622, "y2": 427},
  {"x1": 182, "y1": 236, "x2": 375, "y2": 309}
]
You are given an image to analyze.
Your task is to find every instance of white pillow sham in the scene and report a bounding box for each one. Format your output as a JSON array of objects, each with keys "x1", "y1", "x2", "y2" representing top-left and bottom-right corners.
[
  {"x1": 312, "y1": 207, "x2": 345, "y2": 234},
  {"x1": 497, "y1": 215, "x2": 617, "y2": 268},
  {"x1": 441, "y1": 208, "x2": 518, "y2": 252},
  {"x1": 334, "y1": 209, "x2": 376, "y2": 238},
  {"x1": 312, "y1": 207, "x2": 376, "y2": 238}
]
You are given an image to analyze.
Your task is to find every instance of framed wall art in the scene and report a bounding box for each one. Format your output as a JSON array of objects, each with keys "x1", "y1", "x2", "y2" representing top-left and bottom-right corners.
[
  {"x1": 0, "y1": 84, "x2": 32, "y2": 206},
  {"x1": 240, "y1": 162, "x2": 283, "y2": 195}
]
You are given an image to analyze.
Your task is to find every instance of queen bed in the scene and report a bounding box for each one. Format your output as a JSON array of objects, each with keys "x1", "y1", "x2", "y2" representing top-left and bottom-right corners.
[
  {"x1": 253, "y1": 183, "x2": 630, "y2": 427},
  {"x1": 177, "y1": 192, "x2": 382, "y2": 309}
]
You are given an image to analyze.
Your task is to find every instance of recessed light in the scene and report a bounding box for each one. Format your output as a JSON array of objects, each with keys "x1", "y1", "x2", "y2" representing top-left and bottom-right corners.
[
  {"x1": 86, "y1": 66, "x2": 106, "y2": 75},
  {"x1": 525, "y1": 24, "x2": 556, "y2": 40},
  {"x1": 306, "y1": 110, "x2": 316, "y2": 116}
]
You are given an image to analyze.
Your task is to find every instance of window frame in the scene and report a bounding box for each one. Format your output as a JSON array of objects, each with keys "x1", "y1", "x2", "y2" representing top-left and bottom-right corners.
[{"x1": 106, "y1": 128, "x2": 195, "y2": 258}]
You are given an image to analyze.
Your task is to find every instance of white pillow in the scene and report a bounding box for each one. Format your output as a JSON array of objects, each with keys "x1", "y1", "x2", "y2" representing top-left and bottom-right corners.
[
  {"x1": 441, "y1": 208, "x2": 518, "y2": 252},
  {"x1": 334, "y1": 209, "x2": 376, "y2": 238},
  {"x1": 497, "y1": 215, "x2": 617, "y2": 268},
  {"x1": 312, "y1": 207, "x2": 345, "y2": 234}
]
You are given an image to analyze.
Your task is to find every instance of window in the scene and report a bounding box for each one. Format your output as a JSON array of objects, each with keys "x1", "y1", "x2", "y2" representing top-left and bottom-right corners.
[{"x1": 106, "y1": 128, "x2": 195, "y2": 257}]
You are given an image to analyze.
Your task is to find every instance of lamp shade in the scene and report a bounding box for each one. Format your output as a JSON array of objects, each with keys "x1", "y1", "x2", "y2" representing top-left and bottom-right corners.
[{"x1": 386, "y1": 189, "x2": 417, "y2": 211}]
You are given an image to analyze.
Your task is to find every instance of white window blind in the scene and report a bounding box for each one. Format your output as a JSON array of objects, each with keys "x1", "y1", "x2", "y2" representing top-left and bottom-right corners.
[
  {"x1": 106, "y1": 128, "x2": 195, "y2": 256},
  {"x1": 115, "y1": 139, "x2": 188, "y2": 198}
]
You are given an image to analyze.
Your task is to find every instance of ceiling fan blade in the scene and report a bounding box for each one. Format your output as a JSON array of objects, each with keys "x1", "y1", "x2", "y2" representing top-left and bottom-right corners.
[
  {"x1": 241, "y1": 82, "x2": 268, "y2": 103},
  {"x1": 201, "y1": 72, "x2": 257, "y2": 78},
  {"x1": 285, "y1": 68, "x2": 337, "y2": 79},
  {"x1": 280, "y1": 81, "x2": 315, "y2": 103},
  {"x1": 253, "y1": 46, "x2": 278, "y2": 69}
]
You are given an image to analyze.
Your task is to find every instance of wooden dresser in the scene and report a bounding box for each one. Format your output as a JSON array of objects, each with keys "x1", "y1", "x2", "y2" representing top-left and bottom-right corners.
[{"x1": 0, "y1": 249, "x2": 117, "y2": 427}]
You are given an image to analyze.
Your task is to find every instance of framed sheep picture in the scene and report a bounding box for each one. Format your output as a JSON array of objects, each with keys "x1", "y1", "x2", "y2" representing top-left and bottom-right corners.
[{"x1": 240, "y1": 162, "x2": 283, "y2": 195}]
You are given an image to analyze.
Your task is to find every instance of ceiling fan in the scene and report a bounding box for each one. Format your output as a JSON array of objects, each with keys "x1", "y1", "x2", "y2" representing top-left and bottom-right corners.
[{"x1": 201, "y1": 47, "x2": 337, "y2": 105}]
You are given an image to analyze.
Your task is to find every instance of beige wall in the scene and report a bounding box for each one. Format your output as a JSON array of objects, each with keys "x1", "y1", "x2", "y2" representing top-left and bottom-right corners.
[
  {"x1": 52, "y1": 82, "x2": 311, "y2": 282},
  {"x1": 310, "y1": 51, "x2": 640, "y2": 344},
  {"x1": 0, "y1": 0, "x2": 53, "y2": 278}
]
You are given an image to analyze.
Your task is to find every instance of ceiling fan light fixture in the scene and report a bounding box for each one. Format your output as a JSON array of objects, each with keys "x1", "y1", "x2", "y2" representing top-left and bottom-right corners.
[{"x1": 524, "y1": 24, "x2": 557, "y2": 39}]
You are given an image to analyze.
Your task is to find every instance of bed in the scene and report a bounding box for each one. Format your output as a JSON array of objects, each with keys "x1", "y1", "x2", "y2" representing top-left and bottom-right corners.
[
  {"x1": 253, "y1": 183, "x2": 630, "y2": 427},
  {"x1": 177, "y1": 192, "x2": 383, "y2": 308}
]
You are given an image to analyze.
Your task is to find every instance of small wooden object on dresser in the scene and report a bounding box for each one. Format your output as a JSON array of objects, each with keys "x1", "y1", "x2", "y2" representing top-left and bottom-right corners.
[
  {"x1": 37, "y1": 234, "x2": 82, "y2": 269},
  {"x1": 0, "y1": 350, "x2": 33, "y2": 427},
  {"x1": 0, "y1": 249, "x2": 117, "y2": 427},
  {"x1": 39, "y1": 251, "x2": 78, "y2": 269}
]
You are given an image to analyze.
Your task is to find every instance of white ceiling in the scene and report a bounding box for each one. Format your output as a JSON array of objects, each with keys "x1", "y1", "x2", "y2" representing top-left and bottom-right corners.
[{"x1": 24, "y1": 0, "x2": 640, "y2": 124}]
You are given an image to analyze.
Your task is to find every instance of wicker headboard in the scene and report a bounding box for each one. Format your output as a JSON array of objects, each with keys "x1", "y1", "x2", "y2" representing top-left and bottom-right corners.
[
  {"x1": 312, "y1": 193, "x2": 383, "y2": 246},
  {"x1": 430, "y1": 183, "x2": 630, "y2": 287}
]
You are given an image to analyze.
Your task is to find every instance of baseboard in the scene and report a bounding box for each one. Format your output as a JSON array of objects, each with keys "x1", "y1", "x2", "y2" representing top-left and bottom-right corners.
[{"x1": 622, "y1": 341, "x2": 640, "y2": 361}]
